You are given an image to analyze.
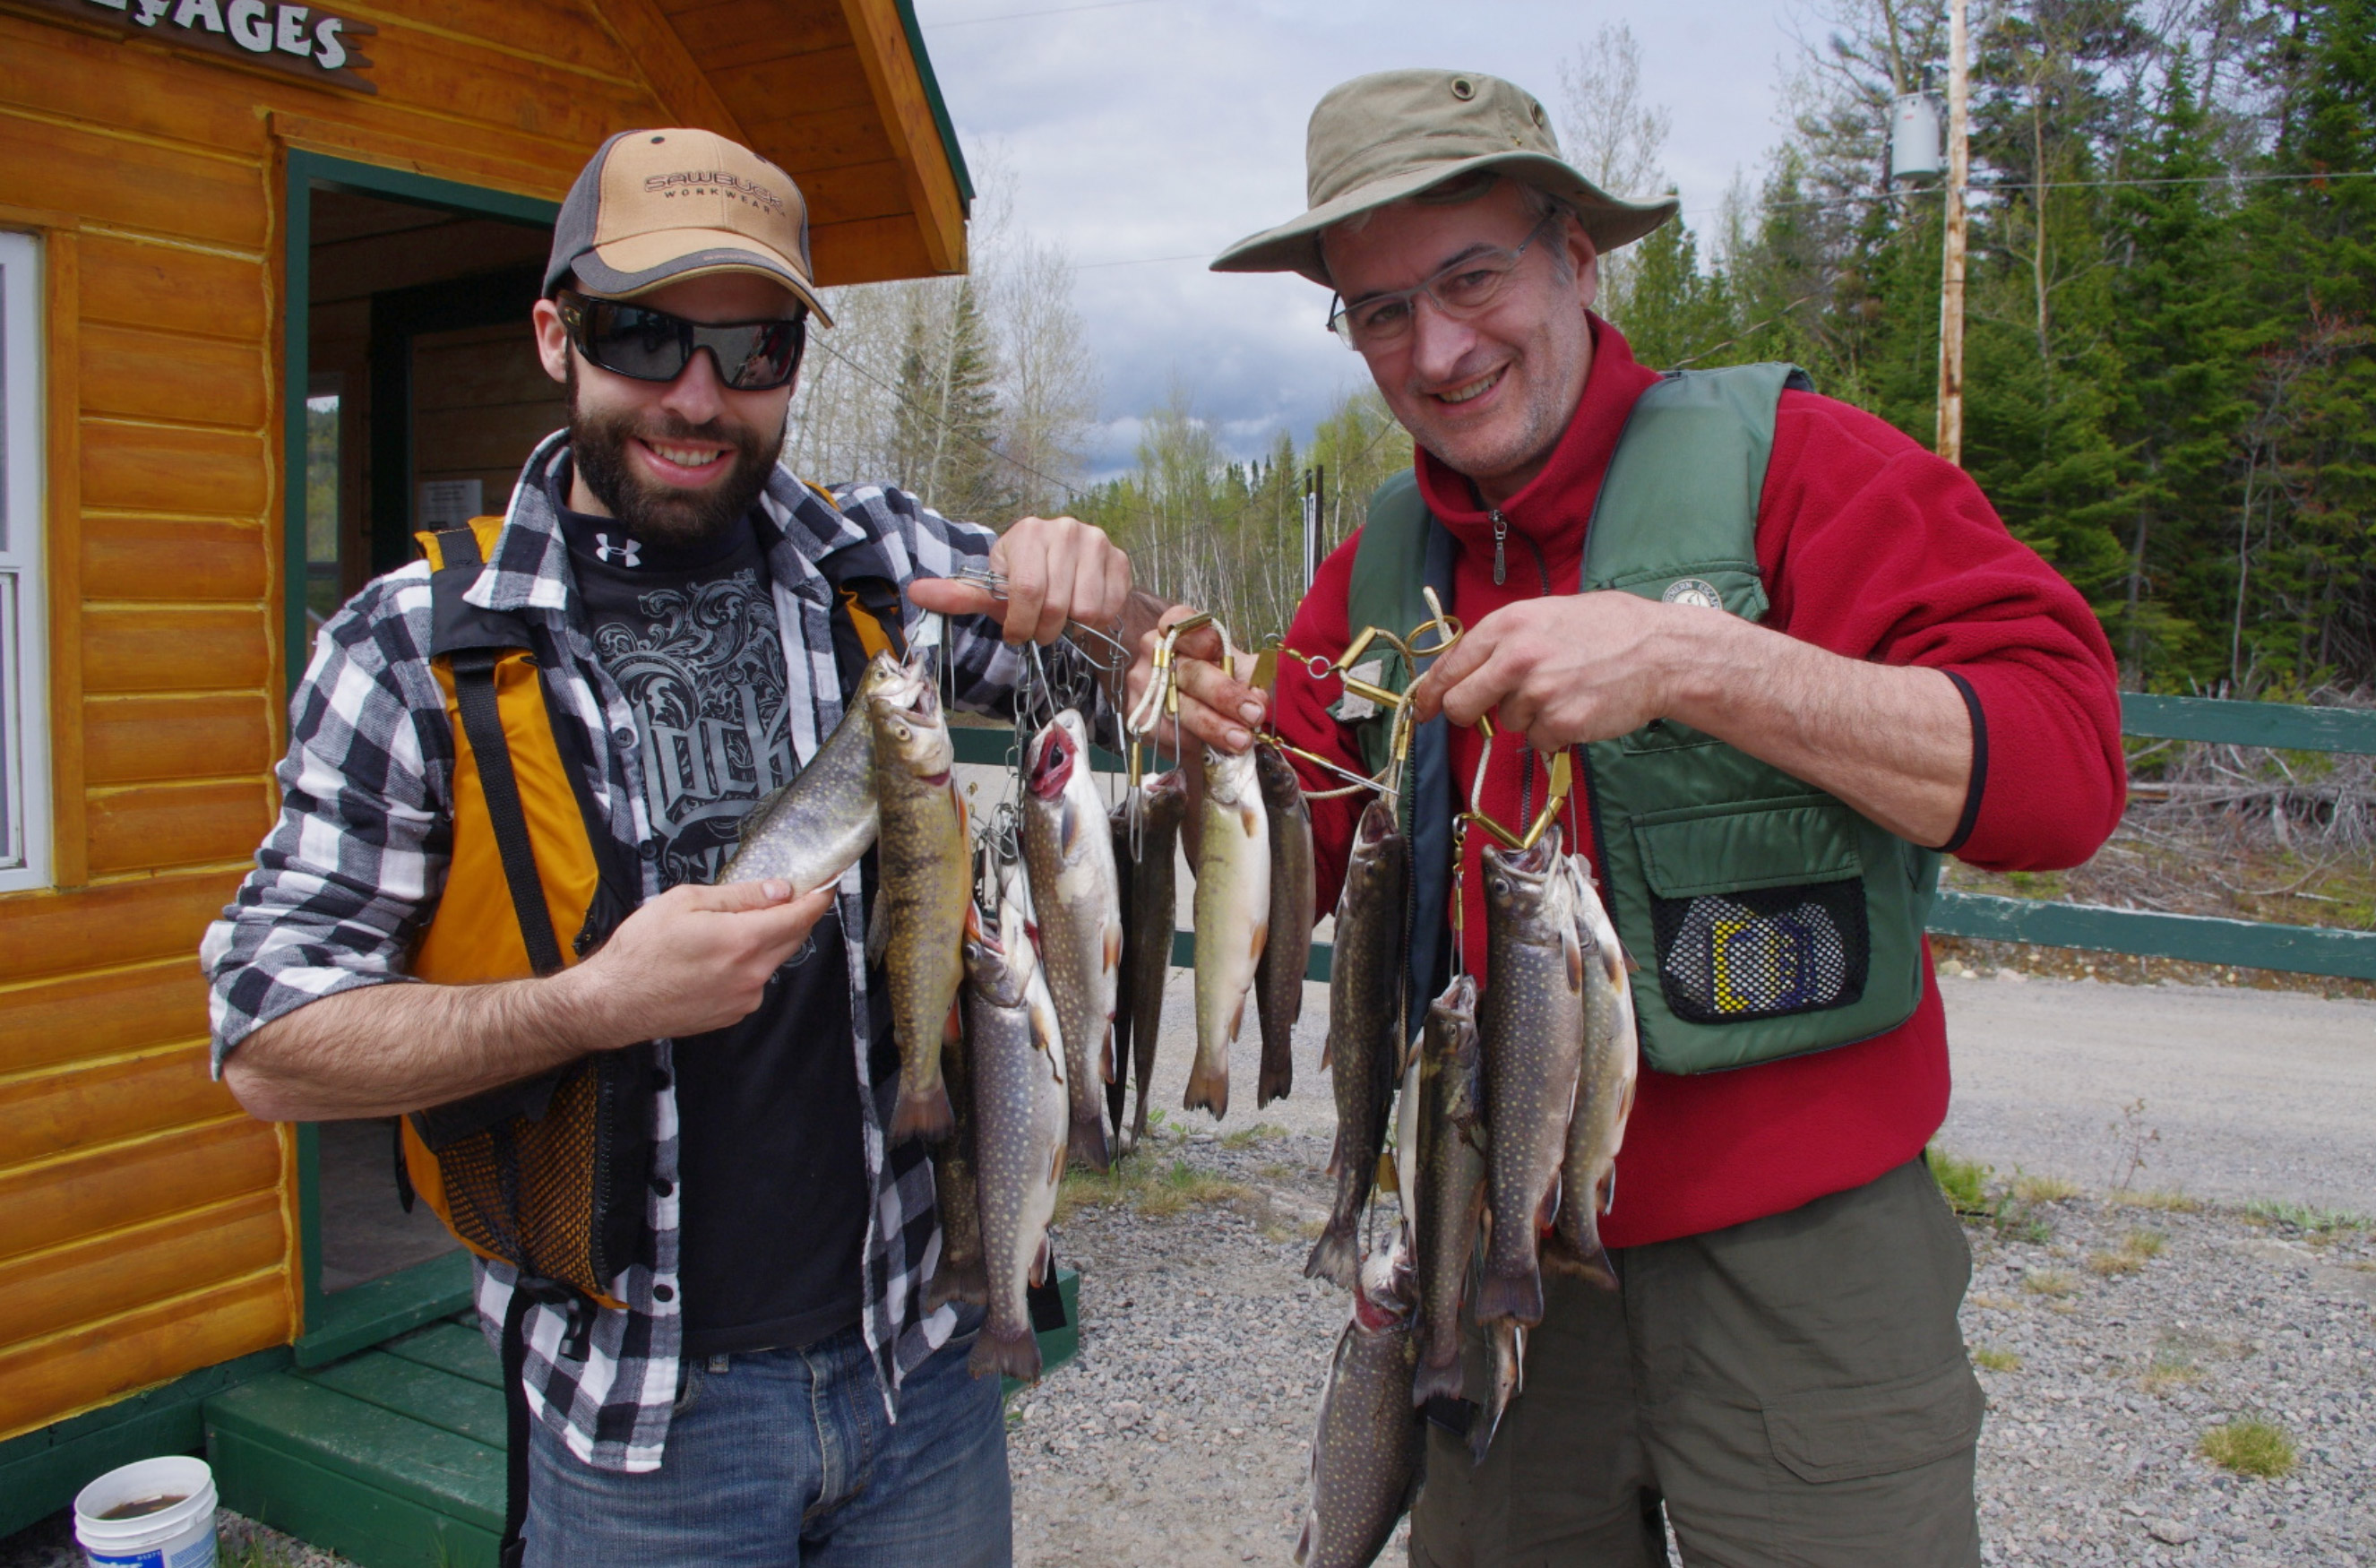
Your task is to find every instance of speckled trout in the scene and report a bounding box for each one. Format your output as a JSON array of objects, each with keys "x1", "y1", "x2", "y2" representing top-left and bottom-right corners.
[
  {"x1": 1254, "y1": 743, "x2": 1316, "y2": 1108},
  {"x1": 1475, "y1": 829, "x2": 1587, "y2": 1328},
  {"x1": 1306, "y1": 796, "x2": 1407, "y2": 1289},
  {"x1": 1298, "y1": 1243, "x2": 1422, "y2": 1568},
  {"x1": 717, "y1": 652, "x2": 897, "y2": 891},
  {"x1": 1187, "y1": 745, "x2": 1269, "y2": 1119},
  {"x1": 870, "y1": 657, "x2": 969, "y2": 1144},
  {"x1": 1406, "y1": 975, "x2": 1487, "y2": 1404},
  {"x1": 1020, "y1": 711, "x2": 1123, "y2": 1173},
  {"x1": 1115, "y1": 771, "x2": 1187, "y2": 1153},
  {"x1": 925, "y1": 992, "x2": 986, "y2": 1313},
  {"x1": 1547, "y1": 859, "x2": 1638, "y2": 1289},
  {"x1": 963, "y1": 897, "x2": 1069, "y2": 1383}
]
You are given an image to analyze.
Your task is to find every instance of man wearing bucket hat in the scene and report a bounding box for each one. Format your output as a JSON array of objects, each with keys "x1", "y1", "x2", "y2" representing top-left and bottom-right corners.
[
  {"x1": 206, "y1": 128, "x2": 1262, "y2": 1566},
  {"x1": 1227, "y1": 71, "x2": 2124, "y2": 1564}
]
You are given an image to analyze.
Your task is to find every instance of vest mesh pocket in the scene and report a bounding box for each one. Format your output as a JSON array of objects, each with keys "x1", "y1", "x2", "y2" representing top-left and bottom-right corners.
[{"x1": 1648, "y1": 877, "x2": 1870, "y2": 1024}]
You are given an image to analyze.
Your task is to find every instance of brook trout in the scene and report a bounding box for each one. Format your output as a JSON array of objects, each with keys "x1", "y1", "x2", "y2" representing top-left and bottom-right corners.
[
  {"x1": 1408, "y1": 975, "x2": 1487, "y2": 1404},
  {"x1": 1254, "y1": 743, "x2": 1315, "y2": 1107},
  {"x1": 1107, "y1": 798, "x2": 1135, "y2": 1147},
  {"x1": 1298, "y1": 1244, "x2": 1422, "y2": 1568},
  {"x1": 1188, "y1": 745, "x2": 1269, "y2": 1119},
  {"x1": 1020, "y1": 711, "x2": 1123, "y2": 1172},
  {"x1": 1548, "y1": 861, "x2": 1638, "y2": 1288},
  {"x1": 965, "y1": 896, "x2": 1070, "y2": 1383},
  {"x1": 1121, "y1": 771, "x2": 1187, "y2": 1151},
  {"x1": 717, "y1": 652, "x2": 895, "y2": 891},
  {"x1": 1306, "y1": 796, "x2": 1407, "y2": 1289},
  {"x1": 925, "y1": 987, "x2": 986, "y2": 1313},
  {"x1": 1475, "y1": 830, "x2": 1586, "y2": 1328},
  {"x1": 870, "y1": 658, "x2": 970, "y2": 1144}
]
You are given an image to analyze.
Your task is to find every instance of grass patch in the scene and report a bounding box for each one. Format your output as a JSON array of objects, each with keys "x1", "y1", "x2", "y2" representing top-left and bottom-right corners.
[
  {"x1": 2108, "y1": 1187, "x2": 2202, "y2": 1212},
  {"x1": 1057, "y1": 1154, "x2": 1251, "y2": 1224},
  {"x1": 2023, "y1": 1268, "x2": 2077, "y2": 1297},
  {"x1": 1930, "y1": 1146, "x2": 1994, "y2": 1218},
  {"x1": 2012, "y1": 1171, "x2": 2081, "y2": 1203},
  {"x1": 1971, "y1": 1345, "x2": 2022, "y2": 1372},
  {"x1": 2143, "y1": 1348, "x2": 2204, "y2": 1394},
  {"x1": 2243, "y1": 1199, "x2": 2372, "y2": 1235},
  {"x1": 2087, "y1": 1228, "x2": 2168, "y2": 1275},
  {"x1": 1139, "y1": 1158, "x2": 1252, "y2": 1218},
  {"x1": 1221, "y1": 1121, "x2": 1289, "y2": 1150},
  {"x1": 2200, "y1": 1419, "x2": 2296, "y2": 1478}
]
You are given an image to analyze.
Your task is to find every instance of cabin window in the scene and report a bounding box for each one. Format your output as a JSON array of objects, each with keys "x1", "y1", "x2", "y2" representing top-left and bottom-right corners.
[{"x1": 0, "y1": 230, "x2": 49, "y2": 892}]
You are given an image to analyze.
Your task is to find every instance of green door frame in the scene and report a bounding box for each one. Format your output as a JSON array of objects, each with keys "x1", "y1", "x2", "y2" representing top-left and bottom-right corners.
[{"x1": 280, "y1": 151, "x2": 559, "y2": 1365}]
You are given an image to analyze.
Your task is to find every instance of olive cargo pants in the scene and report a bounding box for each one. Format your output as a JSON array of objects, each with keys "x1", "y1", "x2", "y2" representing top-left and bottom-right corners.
[{"x1": 1409, "y1": 1158, "x2": 1985, "y2": 1567}]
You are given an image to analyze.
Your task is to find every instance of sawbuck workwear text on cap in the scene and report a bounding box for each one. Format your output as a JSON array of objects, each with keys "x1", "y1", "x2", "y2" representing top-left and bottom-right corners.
[
  {"x1": 1211, "y1": 68, "x2": 1678, "y2": 285},
  {"x1": 546, "y1": 127, "x2": 834, "y2": 325}
]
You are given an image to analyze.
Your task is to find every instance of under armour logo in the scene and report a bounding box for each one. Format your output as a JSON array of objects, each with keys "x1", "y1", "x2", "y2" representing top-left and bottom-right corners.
[{"x1": 595, "y1": 534, "x2": 641, "y2": 567}]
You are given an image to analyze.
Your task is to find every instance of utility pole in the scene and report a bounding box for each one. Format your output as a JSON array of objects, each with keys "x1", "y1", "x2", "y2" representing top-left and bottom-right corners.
[
  {"x1": 1934, "y1": 0, "x2": 1969, "y2": 466},
  {"x1": 1300, "y1": 469, "x2": 1319, "y2": 589}
]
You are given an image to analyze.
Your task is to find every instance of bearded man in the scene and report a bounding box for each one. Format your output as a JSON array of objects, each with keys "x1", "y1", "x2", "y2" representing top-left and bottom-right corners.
[{"x1": 204, "y1": 128, "x2": 1261, "y2": 1567}]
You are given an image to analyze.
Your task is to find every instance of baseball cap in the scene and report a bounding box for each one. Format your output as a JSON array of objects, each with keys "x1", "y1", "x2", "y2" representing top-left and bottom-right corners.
[
  {"x1": 1211, "y1": 69, "x2": 1677, "y2": 285},
  {"x1": 545, "y1": 128, "x2": 833, "y2": 325}
]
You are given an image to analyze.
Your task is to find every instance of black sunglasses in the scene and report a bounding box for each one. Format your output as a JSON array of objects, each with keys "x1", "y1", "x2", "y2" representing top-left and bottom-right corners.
[{"x1": 555, "y1": 289, "x2": 807, "y2": 391}]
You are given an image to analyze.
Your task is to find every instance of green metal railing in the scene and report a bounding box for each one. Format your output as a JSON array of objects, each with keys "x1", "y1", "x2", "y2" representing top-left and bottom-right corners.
[{"x1": 951, "y1": 692, "x2": 2376, "y2": 982}]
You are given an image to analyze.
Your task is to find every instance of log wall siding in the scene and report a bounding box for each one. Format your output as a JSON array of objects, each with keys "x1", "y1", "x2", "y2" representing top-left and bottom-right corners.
[{"x1": 0, "y1": 0, "x2": 962, "y2": 1443}]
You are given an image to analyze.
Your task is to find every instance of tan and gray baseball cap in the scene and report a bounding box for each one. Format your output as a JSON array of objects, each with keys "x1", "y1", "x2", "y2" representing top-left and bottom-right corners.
[
  {"x1": 1211, "y1": 69, "x2": 1677, "y2": 285},
  {"x1": 545, "y1": 127, "x2": 832, "y2": 325}
]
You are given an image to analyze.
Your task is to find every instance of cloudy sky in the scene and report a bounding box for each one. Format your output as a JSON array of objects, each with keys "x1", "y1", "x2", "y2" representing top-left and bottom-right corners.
[{"x1": 907, "y1": 0, "x2": 1814, "y2": 478}]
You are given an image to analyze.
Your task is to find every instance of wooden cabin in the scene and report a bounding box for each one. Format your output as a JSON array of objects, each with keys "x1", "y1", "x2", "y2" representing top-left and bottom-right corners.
[{"x1": 0, "y1": 0, "x2": 970, "y2": 1555}]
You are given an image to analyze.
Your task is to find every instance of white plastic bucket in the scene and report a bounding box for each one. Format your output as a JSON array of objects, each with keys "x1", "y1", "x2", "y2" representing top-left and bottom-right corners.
[{"x1": 71, "y1": 1455, "x2": 219, "y2": 1568}]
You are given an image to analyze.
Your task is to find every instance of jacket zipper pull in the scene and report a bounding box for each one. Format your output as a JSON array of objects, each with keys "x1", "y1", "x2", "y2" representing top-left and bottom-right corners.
[{"x1": 1490, "y1": 510, "x2": 1508, "y2": 586}]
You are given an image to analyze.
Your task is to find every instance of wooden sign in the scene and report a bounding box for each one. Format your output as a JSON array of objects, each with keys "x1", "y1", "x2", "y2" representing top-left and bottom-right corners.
[{"x1": 22, "y1": 0, "x2": 376, "y2": 92}]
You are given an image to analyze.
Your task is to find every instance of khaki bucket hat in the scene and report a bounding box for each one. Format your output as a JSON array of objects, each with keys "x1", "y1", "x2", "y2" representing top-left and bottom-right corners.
[{"x1": 1211, "y1": 69, "x2": 1677, "y2": 285}]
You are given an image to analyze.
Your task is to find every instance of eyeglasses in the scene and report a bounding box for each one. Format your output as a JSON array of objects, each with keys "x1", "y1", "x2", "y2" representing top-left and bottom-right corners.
[
  {"x1": 556, "y1": 289, "x2": 807, "y2": 391},
  {"x1": 1326, "y1": 215, "x2": 1560, "y2": 349}
]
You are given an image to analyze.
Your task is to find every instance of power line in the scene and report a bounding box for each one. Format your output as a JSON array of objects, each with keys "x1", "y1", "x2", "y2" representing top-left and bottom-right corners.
[{"x1": 1681, "y1": 165, "x2": 2376, "y2": 219}]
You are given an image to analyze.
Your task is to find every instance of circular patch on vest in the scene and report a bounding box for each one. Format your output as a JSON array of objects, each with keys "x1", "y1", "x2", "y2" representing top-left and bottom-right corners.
[{"x1": 1662, "y1": 577, "x2": 1725, "y2": 609}]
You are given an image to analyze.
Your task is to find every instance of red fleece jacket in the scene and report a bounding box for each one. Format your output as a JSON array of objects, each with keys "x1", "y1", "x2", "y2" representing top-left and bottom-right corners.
[{"x1": 1275, "y1": 319, "x2": 2126, "y2": 1247}]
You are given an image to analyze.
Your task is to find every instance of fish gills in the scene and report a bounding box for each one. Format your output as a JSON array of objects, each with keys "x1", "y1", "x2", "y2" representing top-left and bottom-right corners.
[
  {"x1": 1306, "y1": 796, "x2": 1407, "y2": 1289},
  {"x1": 1299, "y1": 1246, "x2": 1423, "y2": 1568},
  {"x1": 1123, "y1": 771, "x2": 1187, "y2": 1150},
  {"x1": 1020, "y1": 711, "x2": 1123, "y2": 1173},
  {"x1": 1188, "y1": 745, "x2": 1270, "y2": 1120},
  {"x1": 870, "y1": 659, "x2": 970, "y2": 1144},
  {"x1": 1475, "y1": 831, "x2": 1587, "y2": 1328},
  {"x1": 1410, "y1": 975, "x2": 1487, "y2": 1404},
  {"x1": 1547, "y1": 861, "x2": 1638, "y2": 1289},
  {"x1": 716, "y1": 652, "x2": 895, "y2": 891},
  {"x1": 1254, "y1": 743, "x2": 1316, "y2": 1107},
  {"x1": 965, "y1": 900, "x2": 1070, "y2": 1383}
]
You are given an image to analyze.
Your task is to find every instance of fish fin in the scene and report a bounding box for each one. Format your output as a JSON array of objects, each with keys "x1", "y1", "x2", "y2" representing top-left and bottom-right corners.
[
  {"x1": 1302, "y1": 1222, "x2": 1361, "y2": 1288},
  {"x1": 865, "y1": 896, "x2": 891, "y2": 966},
  {"x1": 1295, "y1": 1512, "x2": 1313, "y2": 1568},
  {"x1": 890, "y1": 1082, "x2": 954, "y2": 1145},
  {"x1": 1323, "y1": 1125, "x2": 1344, "y2": 1179},
  {"x1": 1542, "y1": 1230, "x2": 1619, "y2": 1291},
  {"x1": 1373, "y1": 1149, "x2": 1399, "y2": 1195},
  {"x1": 1227, "y1": 993, "x2": 1248, "y2": 1045},
  {"x1": 1411, "y1": 1352, "x2": 1468, "y2": 1409},
  {"x1": 1103, "y1": 922, "x2": 1123, "y2": 975},
  {"x1": 1621, "y1": 939, "x2": 1641, "y2": 975},
  {"x1": 1030, "y1": 1236, "x2": 1050, "y2": 1289},
  {"x1": 968, "y1": 1324, "x2": 1042, "y2": 1383},
  {"x1": 925, "y1": 1260, "x2": 989, "y2": 1313},
  {"x1": 1563, "y1": 926, "x2": 1585, "y2": 995},
  {"x1": 943, "y1": 1000, "x2": 964, "y2": 1043},
  {"x1": 1472, "y1": 1266, "x2": 1545, "y2": 1327},
  {"x1": 1536, "y1": 1179, "x2": 1562, "y2": 1236},
  {"x1": 1318, "y1": 1032, "x2": 1333, "y2": 1073},
  {"x1": 1101, "y1": 1021, "x2": 1116, "y2": 1084},
  {"x1": 1049, "y1": 1139, "x2": 1067, "y2": 1187},
  {"x1": 1598, "y1": 1164, "x2": 1618, "y2": 1216},
  {"x1": 1248, "y1": 919, "x2": 1270, "y2": 964},
  {"x1": 1183, "y1": 1055, "x2": 1229, "y2": 1120},
  {"x1": 1069, "y1": 1112, "x2": 1111, "y2": 1173}
]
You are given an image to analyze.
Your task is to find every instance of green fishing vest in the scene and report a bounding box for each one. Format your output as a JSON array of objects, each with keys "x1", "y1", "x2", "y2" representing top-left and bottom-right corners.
[{"x1": 1342, "y1": 364, "x2": 1940, "y2": 1074}]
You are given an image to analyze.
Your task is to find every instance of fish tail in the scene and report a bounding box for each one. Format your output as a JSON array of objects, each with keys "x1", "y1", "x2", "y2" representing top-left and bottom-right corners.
[
  {"x1": 1469, "y1": 1408, "x2": 1500, "y2": 1467},
  {"x1": 1541, "y1": 1230, "x2": 1619, "y2": 1291},
  {"x1": 1472, "y1": 1263, "x2": 1545, "y2": 1327},
  {"x1": 1302, "y1": 1220, "x2": 1360, "y2": 1288},
  {"x1": 1183, "y1": 1052, "x2": 1229, "y2": 1120},
  {"x1": 1069, "y1": 1111, "x2": 1112, "y2": 1173},
  {"x1": 925, "y1": 1259, "x2": 989, "y2": 1314},
  {"x1": 1410, "y1": 1349, "x2": 1468, "y2": 1408},
  {"x1": 890, "y1": 1081, "x2": 954, "y2": 1145},
  {"x1": 968, "y1": 1322, "x2": 1042, "y2": 1383},
  {"x1": 1256, "y1": 1065, "x2": 1292, "y2": 1107}
]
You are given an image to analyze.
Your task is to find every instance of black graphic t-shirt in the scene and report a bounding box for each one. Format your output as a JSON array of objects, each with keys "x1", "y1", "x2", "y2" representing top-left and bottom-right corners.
[{"x1": 555, "y1": 463, "x2": 868, "y2": 1357}]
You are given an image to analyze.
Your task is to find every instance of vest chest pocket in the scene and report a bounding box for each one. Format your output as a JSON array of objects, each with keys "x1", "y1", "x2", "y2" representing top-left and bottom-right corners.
[{"x1": 1632, "y1": 798, "x2": 1871, "y2": 1026}]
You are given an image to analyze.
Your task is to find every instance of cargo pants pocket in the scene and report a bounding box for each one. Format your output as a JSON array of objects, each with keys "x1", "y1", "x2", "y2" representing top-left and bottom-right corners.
[{"x1": 1760, "y1": 1357, "x2": 1984, "y2": 1485}]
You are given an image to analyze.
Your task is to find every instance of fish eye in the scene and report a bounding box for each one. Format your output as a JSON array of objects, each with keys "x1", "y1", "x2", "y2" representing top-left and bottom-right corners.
[{"x1": 1488, "y1": 876, "x2": 1510, "y2": 897}]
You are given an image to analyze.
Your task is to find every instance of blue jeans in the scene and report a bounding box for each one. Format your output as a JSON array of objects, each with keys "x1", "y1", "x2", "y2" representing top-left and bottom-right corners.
[{"x1": 523, "y1": 1310, "x2": 1012, "y2": 1567}]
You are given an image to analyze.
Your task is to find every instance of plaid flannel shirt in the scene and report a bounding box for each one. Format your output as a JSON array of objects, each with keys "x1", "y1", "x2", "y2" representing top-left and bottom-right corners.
[{"x1": 202, "y1": 432, "x2": 1097, "y2": 1471}]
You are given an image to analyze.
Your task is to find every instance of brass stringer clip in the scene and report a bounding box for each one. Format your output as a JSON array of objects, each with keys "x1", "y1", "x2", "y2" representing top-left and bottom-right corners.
[{"x1": 1461, "y1": 718, "x2": 1572, "y2": 853}]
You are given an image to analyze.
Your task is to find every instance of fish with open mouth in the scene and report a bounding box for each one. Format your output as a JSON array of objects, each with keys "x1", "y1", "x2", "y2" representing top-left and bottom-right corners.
[
  {"x1": 1298, "y1": 1241, "x2": 1422, "y2": 1568},
  {"x1": 1020, "y1": 710, "x2": 1124, "y2": 1172}
]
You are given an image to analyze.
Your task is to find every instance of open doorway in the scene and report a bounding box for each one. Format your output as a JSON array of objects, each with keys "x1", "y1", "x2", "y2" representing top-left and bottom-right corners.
[{"x1": 292, "y1": 171, "x2": 565, "y2": 1305}]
